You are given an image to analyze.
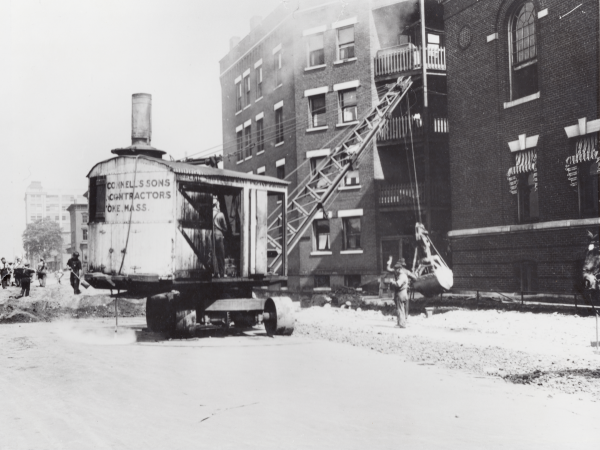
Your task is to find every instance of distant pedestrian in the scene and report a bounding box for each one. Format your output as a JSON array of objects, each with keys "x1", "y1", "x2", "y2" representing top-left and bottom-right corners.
[
  {"x1": 386, "y1": 256, "x2": 417, "y2": 328},
  {"x1": 37, "y1": 258, "x2": 47, "y2": 287},
  {"x1": 0, "y1": 257, "x2": 9, "y2": 289},
  {"x1": 18, "y1": 261, "x2": 36, "y2": 298},
  {"x1": 67, "y1": 252, "x2": 82, "y2": 294},
  {"x1": 8, "y1": 262, "x2": 15, "y2": 286}
]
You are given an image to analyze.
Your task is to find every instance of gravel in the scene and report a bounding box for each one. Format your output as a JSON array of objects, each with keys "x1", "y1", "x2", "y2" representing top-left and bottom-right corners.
[{"x1": 294, "y1": 306, "x2": 600, "y2": 400}]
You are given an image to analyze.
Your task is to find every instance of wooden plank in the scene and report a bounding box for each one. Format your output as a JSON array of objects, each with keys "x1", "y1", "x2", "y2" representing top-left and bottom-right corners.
[
  {"x1": 241, "y1": 186, "x2": 249, "y2": 278},
  {"x1": 249, "y1": 189, "x2": 257, "y2": 274},
  {"x1": 204, "y1": 298, "x2": 264, "y2": 312},
  {"x1": 255, "y1": 190, "x2": 268, "y2": 274}
]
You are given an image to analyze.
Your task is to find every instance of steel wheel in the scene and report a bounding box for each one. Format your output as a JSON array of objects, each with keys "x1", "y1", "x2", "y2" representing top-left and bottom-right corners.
[{"x1": 263, "y1": 296, "x2": 295, "y2": 336}]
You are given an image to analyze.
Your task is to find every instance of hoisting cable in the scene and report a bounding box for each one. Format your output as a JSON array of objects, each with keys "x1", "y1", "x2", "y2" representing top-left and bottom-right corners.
[
  {"x1": 115, "y1": 154, "x2": 141, "y2": 333},
  {"x1": 407, "y1": 92, "x2": 422, "y2": 224}
]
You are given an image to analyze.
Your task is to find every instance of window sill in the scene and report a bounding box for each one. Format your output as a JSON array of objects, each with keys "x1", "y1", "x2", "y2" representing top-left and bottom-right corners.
[
  {"x1": 274, "y1": 84, "x2": 283, "y2": 91},
  {"x1": 336, "y1": 121, "x2": 359, "y2": 127},
  {"x1": 307, "y1": 126, "x2": 328, "y2": 132},
  {"x1": 275, "y1": 141, "x2": 284, "y2": 147},
  {"x1": 235, "y1": 110, "x2": 242, "y2": 116},
  {"x1": 255, "y1": 97, "x2": 263, "y2": 103},
  {"x1": 313, "y1": 287, "x2": 331, "y2": 292},
  {"x1": 310, "y1": 251, "x2": 332, "y2": 256},
  {"x1": 340, "y1": 249, "x2": 363, "y2": 255},
  {"x1": 256, "y1": 150, "x2": 264, "y2": 156},
  {"x1": 245, "y1": 156, "x2": 252, "y2": 161},
  {"x1": 236, "y1": 160, "x2": 244, "y2": 165},
  {"x1": 333, "y1": 57, "x2": 357, "y2": 65},
  {"x1": 243, "y1": 105, "x2": 251, "y2": 111},
  {"x1": 276, "y1": 200, "x2": 282, "y2": 204},
  {"x1": 339, "y1": 185, "x2": 361, "y2": 191},
  {"x1": 305, "y1": 64, "x2": 326, "y2": 72},
  {"x1": 504, "y1": 92, "x2": 540, "y2": 109}
]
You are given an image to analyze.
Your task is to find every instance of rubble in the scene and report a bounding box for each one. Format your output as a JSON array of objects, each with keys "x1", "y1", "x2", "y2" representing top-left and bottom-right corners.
[{"x1": 295, "y1": 306, "x2": 600, "y2": 400}]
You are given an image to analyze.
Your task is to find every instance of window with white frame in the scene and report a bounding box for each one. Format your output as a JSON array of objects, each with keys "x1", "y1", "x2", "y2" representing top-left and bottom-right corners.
[
  {"x1": 313, "y1": 219, "x2": 330, "y2": 251},
  {"x1": 310, "y1": 155, "x2": 327, "y2": 188},
  {"x1": 343, "y1": 169, "x2": 360, "y2": 187},
  {"x1": 338, "y1": 88, "x2": 358, "y2": 123},
  {"x1": 509, "y1": 2, "x2": 538, "y2": 100},
  {"x1": 309, "y1": 94, "x2": 327, "y2": 128},
  {"x1": 257, "y1": 166, "x2": 266, "y2": 175},
  {"x1": 235, "y1": 80, "x2": 242, "y2": 112},
  {"x1": 307, "y1": 33, "x2": 325, "y2": 67},
  {"x1": 337, "y1": 25, "x2": 355, "y2": 60},
  {"x1": 342, "y1": 217, "x2": 361, "y2": 250},
  {"x1": 314, "y1": 275, "x2": 330, "y2": 288},
  {"x1": 244, "y1": 123, "x2": 252, "y2": 159},
  {"x1": 243, "y1": 73, "x2": 251, "y2": 107},
  {"x1": 275, "y1": 107, "x2": 284, "y2": 144},
  {"x1": 276, "y1": 160, "x2": 285, "y2": 180},
  {"x1": 256, "y1": 65, "x2": 263, "y2": 99},
  {"x1": 256, "y1": 118, "x2": 264, "y2": 153},
  {"x1": 517, "y1": 171, "x2": 539, "y2": 222},
  {"x1": 273, "y1": 48, "x2": 282, "y2": 87},
  {"x1": 236, "y1": 129, "x2": 243, "y2": 162}
]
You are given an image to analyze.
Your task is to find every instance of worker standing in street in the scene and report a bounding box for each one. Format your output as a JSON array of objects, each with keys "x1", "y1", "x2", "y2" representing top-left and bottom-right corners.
[
  {"x1": 1, "y1": 257, "x2": 9, "y2": 289},
  {"x1": 14, "y1": 257, "x2": 23, "y2": 287},
  {"x1": 386, "y1": 256, "x2": 417, "y2": 328},
  {"x1": 213, "y1": 197, "x2": 227, "y2": 278},
  {"x1": 17, "y1": 261, "x2": 36, "y2": 298},
  {"x1": 37, "y1": 258, "x2": 47, "y2": 287},
  {"x1": 67, "y1": 252, "x2": 82, "y2": 294}
]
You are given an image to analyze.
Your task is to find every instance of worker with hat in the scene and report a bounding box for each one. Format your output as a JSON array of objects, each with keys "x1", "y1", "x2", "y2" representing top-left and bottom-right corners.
[
  {"x1": 213, "y1": 197, "x2": 227, "y2": 278},
  {"x1": 67, "y1": 252, "x2": 83, "y2": 294},
  {"x1": 37, "y1": 257, "x2": 47, "y2": 287},
  {"x1": 17, "y1": 261, "x2": 36, "y2": 298},
  {"x1": 0, "y1": 257, "x2": 9, "y2": 289},
  {"x1": 386, "y1": 256, "x2": 417, "y2": 328}
]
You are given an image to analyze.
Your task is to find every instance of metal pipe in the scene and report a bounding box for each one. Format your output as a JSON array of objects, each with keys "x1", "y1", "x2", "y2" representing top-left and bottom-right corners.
[{"x1": 131, "y1": 93, "x2": 152, "y2": 146}]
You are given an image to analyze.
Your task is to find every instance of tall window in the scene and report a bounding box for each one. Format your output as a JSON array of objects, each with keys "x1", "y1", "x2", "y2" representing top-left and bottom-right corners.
[
  {"x1": 314, "y1": 275, "x2": 330, "y2": 288},
  {"x1": 509, "y1": 2, "x2": 538, "y2": 100},
  {"x1": 244, "y1": 124, "x2": 252, "y2": 159},
  {"x1": 256, "y1": 118, "x2": 264, "y2": 153},
  {"x1": 343, "y1": 217, "x2": 361, "y2": 250},
  {"x1": 307, "y1": 33, "x2": 325, "y2": 67},
  {"x1": 517, "y1": 171, "x2": 538, "y2": 222},
  {"x1": 275, "y1": 108, "x2": 284, "y2": 144},
  {"x1": 313, "y1": 219, "x2": 330, "y2": 251},
  {"x1": 344, "y1": 169, "x2": 360, "y2": 187},
  {"x1": 310, "y1": 156, "x2": 328, "y2": 190},
  {"x1": 243, "y1": 74, "x2": 251, "y2": 107},
  {"x1": 276, "y1": 163, "x2": 285, "y2": 180},
  {"x1": 256, "y1": 66, "x2": 263, "y2": 99},
  {"x1": 235, "y1": 81, "x2": 242, "y2": 112},
  {"x1": 339, "y1": 89, "x2": 358, "y2": 123},
  {"x1": 514, "y1": 260, "x2": 537, "y2": 293},
  {"x1": 309, "y1": 94, "x2": 327, "y2": 128},
  {"x1": 273, "y1": 50, "x2": 282, "y2": 87},
  {"x1": 236, "y1": 130, "x2": 243, "y2": 162},
  {"x1": 337, "y1": 26, "x2": 355, "y2": 60},
  {"x1": 82, "y1": 229, "x2": 88, "y2": 241},
  {"x1": 579, "y1": 160, "x2": 599, "y2": 217}
]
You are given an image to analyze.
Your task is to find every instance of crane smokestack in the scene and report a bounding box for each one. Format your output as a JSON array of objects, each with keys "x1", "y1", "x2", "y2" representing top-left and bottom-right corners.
[{"x1": 112, "y1": 93, "x2": 165, "y2": 158}]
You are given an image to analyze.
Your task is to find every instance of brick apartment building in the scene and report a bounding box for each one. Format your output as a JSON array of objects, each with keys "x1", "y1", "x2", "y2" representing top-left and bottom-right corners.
[
  {"x1": 219, "y1": 0, "x2": 450, "y2": 290},
  {"x1": 443, "y1": 0, "x2": 599, "y2": 293},
  {"x1": 66, "y1": 203, "x2": 89, "y2": 270}
]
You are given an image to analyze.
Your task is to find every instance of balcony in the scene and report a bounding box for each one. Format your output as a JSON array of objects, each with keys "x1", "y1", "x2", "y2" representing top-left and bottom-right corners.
[
  {"x1": 378, "y1": 182, "x2": 450, "y2": 207},
  {"x1": 377, "y1": 115, "x2": 448, "y2": 143},
  {"x1": 374, "y1": 46, "x2": 446, "y2": 77}
]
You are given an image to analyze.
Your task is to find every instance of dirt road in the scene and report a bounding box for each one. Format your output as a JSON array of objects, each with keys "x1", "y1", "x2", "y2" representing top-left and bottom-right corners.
[{"x1": 1, "y1": 318, "x2": 598, "y2": 450}]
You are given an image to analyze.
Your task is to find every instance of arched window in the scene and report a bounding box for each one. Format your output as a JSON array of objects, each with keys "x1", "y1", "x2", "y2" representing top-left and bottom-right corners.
[{"x1": 509, "y1": 2, "x2": 538, "y2": 100}]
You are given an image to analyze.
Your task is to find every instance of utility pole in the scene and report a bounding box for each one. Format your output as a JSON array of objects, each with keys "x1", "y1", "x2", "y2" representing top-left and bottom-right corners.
[{"x1": 420, "y1": 0, "x2": 432, "y2": 231}]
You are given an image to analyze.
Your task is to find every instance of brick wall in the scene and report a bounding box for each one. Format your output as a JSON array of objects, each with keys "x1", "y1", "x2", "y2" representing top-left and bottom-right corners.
[{"x1": 445, "y1": 0, "x2": 599, "y2": 293}]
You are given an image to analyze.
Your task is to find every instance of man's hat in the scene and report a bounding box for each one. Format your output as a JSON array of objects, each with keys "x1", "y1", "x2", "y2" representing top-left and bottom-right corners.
[
  {"x1": 394, "y1": 258, "x2": 407, "y2": 268},
  {"x1": 73, "y1": 252, "x2": 80, "y2": 257}
]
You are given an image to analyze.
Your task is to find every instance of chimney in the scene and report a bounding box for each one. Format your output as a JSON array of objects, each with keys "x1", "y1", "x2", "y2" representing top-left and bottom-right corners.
[
  {"x1": 111, "y1": 93, "x2": 166, "y2": 158},
  {"x1": 250, "y1": 16, "x2": 262, "y2": 31},
  {"x1": 229, "y1": 36, "x2": 241, "y2": 50}
]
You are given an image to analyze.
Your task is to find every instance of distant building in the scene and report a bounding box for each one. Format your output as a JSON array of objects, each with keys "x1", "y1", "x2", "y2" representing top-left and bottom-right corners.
[
  {"x1": 66, "y1": 203, "x2": 89, "y2": 270},
  {"x1": 443, "y1": 0, "x2": 599, "y2": 293},
  {"x1": 219, "y1": 0, "x2": 450, "y2": 290},
  {"x1": 24, "y1": 181, "x2": 87, "y2": 269}
]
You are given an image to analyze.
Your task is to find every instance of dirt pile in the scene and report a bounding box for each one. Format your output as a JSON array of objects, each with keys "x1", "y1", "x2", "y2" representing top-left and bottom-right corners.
[
  {"x1": 0, "y1": 281, "x2": 145, "y2": 323},
  {"x1": 295, "y1": 307, "x2": 600, "y2": 400}
]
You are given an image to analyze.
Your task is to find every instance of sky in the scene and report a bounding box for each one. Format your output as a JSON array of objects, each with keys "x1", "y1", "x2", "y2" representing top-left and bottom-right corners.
[{"x1": 0, "y1": 0, "x2": 284, "y2": 258}]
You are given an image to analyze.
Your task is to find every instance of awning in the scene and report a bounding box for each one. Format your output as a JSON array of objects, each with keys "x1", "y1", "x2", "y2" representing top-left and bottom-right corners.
[
  {"x1": 564, "y1": 133, "x2": 598, "y2": 187},
  {"x1": 507, "y1": 149, "x2": 537, "y2": 194}
]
